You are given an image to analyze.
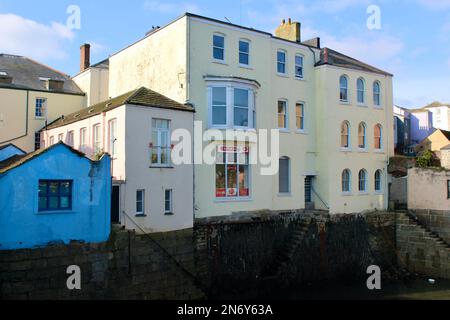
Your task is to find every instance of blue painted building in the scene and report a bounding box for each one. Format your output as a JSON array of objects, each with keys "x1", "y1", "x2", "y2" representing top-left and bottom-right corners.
[
  {"x1": 0, "y1": 142, "x2": 111, "y2": 250},
  {"x1": 0, "y1": 144, "x2": 26, "y2": 162}
]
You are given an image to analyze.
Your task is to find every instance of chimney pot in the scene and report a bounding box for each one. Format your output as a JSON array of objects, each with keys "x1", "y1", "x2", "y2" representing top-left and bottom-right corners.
[
  {"x1": 288, "y1": 18, "x2": 292, "y2": 24},
  {"x1": 282, "y1": 19, "x2": 285, "y2": 24},
  {"x1": 80, "y1": 43, "x2": 91, "y2": 72}
]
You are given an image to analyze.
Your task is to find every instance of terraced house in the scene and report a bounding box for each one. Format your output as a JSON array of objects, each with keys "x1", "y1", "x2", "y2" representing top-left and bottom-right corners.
[
  {"x1": 0, "y1": 54, "x2": 86, "y2": 152},
  {"x1": 46, "y1": 12, "x2": 394, "y2": 231}
]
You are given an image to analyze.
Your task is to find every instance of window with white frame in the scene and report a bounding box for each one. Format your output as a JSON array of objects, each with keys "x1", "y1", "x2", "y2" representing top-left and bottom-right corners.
[
  {"x1": 375, "y1": 170, "x2": 382, "y2": 192},
  {"x1": 342, "y1": 169, "x2": 351, "y2": 193},
  {"x1": 295, "y1": 54, "x2": 304, "y2": 79},
  {"x1": 373, "y1": 81, "x2": 381, "y2": 106},
  {"x1": 341, "y1": 121, "x2": 350, "y2": 148},
  {"x1": 358, "y1": 122, "x2": 366, "y2": 149},
  {"x1": 164, "y1": 189, "x2": 173, "y2": 214},
  {"x1": 357, "y1": 78, "x2": 366, "y2": 104},
  {"x1": 279, "y1": 156, "x2": 290, "y2": 194},
  {"x1": 136, "y1": 189, "x2": 145, "y2": 214},
  {"x1": 278, "y1": 100, "x2": 287, "y2": 129},
  {"x1": 239, "y1": 40, "x2": 250, "y2": 65},
  {"x1": 216, "y1": 144, "x2": 250, "y2": 199},
  {"x1": 58, "y1": 133, "x2": 63, "y2": 142},
  {"x1": 358, "y1": 169, "x2": 368, "y2": 192},
  {"x1": 67, "y1": 131, "x2": 74, "y2": 147},
  {"x1": 340, "y1": 75, "x2": 348, "y2": 102},
  {"x1": 108, "y1": 119, "x2": 117, "y2": 157},
  {"x1": 209, "y1": 84, "x2": 255, "y2": 129},
  {"x1": 49, "y1": 136, "x2": 54, "y2": 146},
  {"x1": 296, "y1": 103, "x2": 304, "y2": 131},
  {"x1": 151, "y1": 119, "x2": 171, "y2": 166},
  {"x1": 93, "y1": 124, "x2": 101, "y2": 154},
  {"x1": 35, "y1": 98, "x2": 47, "y2": 118},
  {"x1": 213, "y1": 34, "x2": 225, "y2": 61},
  {"x1": 277, "y1": 50, "x2": 286, "y2": 74},
  {"x1": 79, "y1": 127, "x2": 87, "y2": 151},
  {"x1": 374, "y1": 124, "x2": 382, "y2": 149}
]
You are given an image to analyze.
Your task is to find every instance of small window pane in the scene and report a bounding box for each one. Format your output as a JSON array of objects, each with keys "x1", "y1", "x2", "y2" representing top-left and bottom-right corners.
[
  {"x1": 212, "y1": 87, "x2": 226, "y2": 105},
  {"x1": 60, "y1": 197, "x2": 70, "y2": 209},
  {"x1": 279, "y1": 158, "x2": 290, "y2": 193},
  {"x1": 213, "y1": 106, "x2": 227, "y2": 125},
  {"x1": 48, "y1": 197, "x2": 59, "y2": 209},
  {"x1": 49, "y1": 182, "x2": 59, "y2": 195},
  {"x1": 213, "y1": 35, "x2": 224, "y2": 48},
  {"x1": 39, "y1": 197, "x2": 47, "y2": 210}
]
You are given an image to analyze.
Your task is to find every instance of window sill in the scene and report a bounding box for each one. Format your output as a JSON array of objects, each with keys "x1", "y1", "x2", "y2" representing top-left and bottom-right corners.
[
  {"x1": 357, "y1": 104, "x2": 368, "y2": 108},
  {"x1": 296, "y1": 130, "x2": 307, "y2": 135},
  {"x1": 36, "y1": 210, "x2": 75, "y2": 215},
  {"x1": 278, "y1": 193, "x2": 292, "y2": 197},
  {"x1": 35, "y1": 117, "x2": 46, "y2": 120},
  {"x1": 239, "y1": 64, "x2": 252, "y2": 70},
  {"x1": 374, "y1": 106, "x2": 383, "y2": 109},
  {"x1": 339, "y1": 101, "x2": 350, "y2": 105},
  {"x1": 357, "y1": 148, "x2": 368, "y2": 153},
  {"x1": 358, "y1": 192, "x2": 369, "y2": 196},
  {"x1": 215, "y1": 197, "x2": 252, "y2": 203},
  {"x1": 276, "y1": 73, "x2": 289, "y2": 78},
  {"x1": 278, "y1": 128, "x2": 290, "y2": 133},
  {"x1": 341, "y1": 192, "x2": 353, "y2": 197},
  {"x1": 164, "y1": 212, "x2": 174, "y2": 216},
  {"x1": 295, "y1": 76, "x2": 305, "y2": 81},
  {"x1": 374, "y1": 149, "x2": 385, "y2": 154},
  {"x1": 149, "y1": 165, "x2": 174, "y2": 169},
  {"x1": 340, "y1": 148, "x2": 352, "y2": 152},
  {"x1": 212, "y1": 60, "x2": 227, "y2": 65},
  {"x1": 135, "y1": 214, "x2": 147, "y2": 217},
  {"x1": 374, "y1": 191, "x2": 383, "y2": 195}
]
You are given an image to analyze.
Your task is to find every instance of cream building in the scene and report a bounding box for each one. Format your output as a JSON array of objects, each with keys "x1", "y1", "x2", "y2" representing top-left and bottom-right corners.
[
  {"x1": 0, "y1": 54, "x2": 86, "y2": 152},
  {"x1": 42, "y1": 87, "x2": 195, "y2": 233},
  {"x1": 97, "y1": 13, "x2": 394, "y2": 218}
]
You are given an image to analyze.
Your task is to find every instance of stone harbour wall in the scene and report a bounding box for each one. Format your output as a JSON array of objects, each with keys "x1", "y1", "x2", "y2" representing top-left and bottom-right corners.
[{"x1": 0, "y1": 227, "x2": 205, "y2": 300}]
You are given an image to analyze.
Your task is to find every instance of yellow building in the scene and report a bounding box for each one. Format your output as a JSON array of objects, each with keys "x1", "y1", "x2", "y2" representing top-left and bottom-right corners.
[
  {"x1": 73, "y1": 13, "x2": 395, "y2": 217},
  {"x1": 0, "y1": 54, "x2": 86, "y2": 152}
]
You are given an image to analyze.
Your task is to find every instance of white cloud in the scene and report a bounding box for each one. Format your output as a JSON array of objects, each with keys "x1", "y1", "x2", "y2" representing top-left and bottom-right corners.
[
  {"x1": 143, "y1": 1, "x2": 201, "y2": 14},
  {"x1": 417, "y1": 0, "x2": 450, "y2": 9},
  {"x1": 89, "y1": 42, "x2": 106, "y2": 55},
  {"x1": 0, "y1": 13, "x2": 74, "y2": 60}
]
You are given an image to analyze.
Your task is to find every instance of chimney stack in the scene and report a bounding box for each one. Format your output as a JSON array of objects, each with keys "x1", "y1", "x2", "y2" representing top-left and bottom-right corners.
[
  {"x1": 80, "y1": 43, "x2": 91, "y2": 72},
  {"x1": 275, "y1": 18, "x2": 301, "y2": 43}
]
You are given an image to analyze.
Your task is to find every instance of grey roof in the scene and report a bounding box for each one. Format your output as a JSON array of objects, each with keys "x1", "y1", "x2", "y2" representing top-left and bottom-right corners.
[
  {"x1": 316, "y1": 48, "x2": 393, "y2": 77},
  {"x1": 46, "y1": 87, "x2": 194, "y2": 130},
  {"x1": 0, "y1": 54, "x2": 84, "y2": 95},
  {"x1": 441, "y1": 143, "x2": 450, "y2": 150}
]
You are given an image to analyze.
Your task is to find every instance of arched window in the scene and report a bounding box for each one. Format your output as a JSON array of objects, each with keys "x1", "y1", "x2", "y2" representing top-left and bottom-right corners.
[
  {"x1": 374, "y1": 124, "x2": 382, "y2": 149},
  {"x1": 357, "y1": 78, "x2": 365, "y2": 104},
  {"x1": 358, "y1": 122, "x2": 366, "y2": 149},
  {"x1": 374, "y1": 170, "x2": 382, "y2": 192},
  {"x1": 358, "y1": 169, "x2": 368, "y2": 192},
  {"x1": 279, "y1": 156, "x2": 290, "y2": 194},
  {"x1": 373, "y1": 81, "x2": 381, "y2": 106},
  {"x1": 342, "y1": 169, "x2": 351, "y2": 193},
  {"x1": 340, "y1": 75, "x2": 348, "y2": 102},
  {"x1": 341, "y1": 121, "x2": 350, "y2": 148}
]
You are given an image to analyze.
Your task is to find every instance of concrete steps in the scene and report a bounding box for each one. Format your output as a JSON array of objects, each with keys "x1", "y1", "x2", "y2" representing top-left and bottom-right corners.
[{"x1": 404, "y1": 212, "x2": 450, "y2": 250}]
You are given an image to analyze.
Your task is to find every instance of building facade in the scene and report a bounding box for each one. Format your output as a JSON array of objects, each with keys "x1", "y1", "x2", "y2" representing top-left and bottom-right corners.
[
  {"x1": 0, "y1": 143, "x2": 111, "y2": 250},
  {"x1": 103, "y1": 13, "x2": 394, "y2": 217},
  {"x1": 0, "y1": 54, "x2": 86, "y2": 152},
  {"x1": 42, "y1": 87, "x2": 195, "y2": 233}
]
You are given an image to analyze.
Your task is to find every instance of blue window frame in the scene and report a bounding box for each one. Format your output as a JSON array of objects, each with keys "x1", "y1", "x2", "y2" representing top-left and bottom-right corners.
[
  {"x1": 38, "y1": 180, "x2": 73, "y2": 212},
  {"x1": 35, "y1": 98, "x2": 47, "y2": 117}
]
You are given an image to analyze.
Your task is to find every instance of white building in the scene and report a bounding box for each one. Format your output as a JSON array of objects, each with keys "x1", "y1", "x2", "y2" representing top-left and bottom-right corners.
[{"x1": 43, "y1": 87, "x2": 195, "y2": 233}]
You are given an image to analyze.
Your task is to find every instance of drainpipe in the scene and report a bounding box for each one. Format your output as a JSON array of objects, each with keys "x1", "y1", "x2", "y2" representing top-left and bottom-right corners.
[{"x1": 385, "y1": 76, "x2": 391, "y2": 210}]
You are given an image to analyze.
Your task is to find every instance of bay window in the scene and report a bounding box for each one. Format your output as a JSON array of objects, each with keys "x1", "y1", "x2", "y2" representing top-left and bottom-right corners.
[
  {"x1": 209, "y1": 83, "x2": 256, "y2": 129},
  {"x1": 216, "y1": 145, "x2": 250, "y2": 199}
]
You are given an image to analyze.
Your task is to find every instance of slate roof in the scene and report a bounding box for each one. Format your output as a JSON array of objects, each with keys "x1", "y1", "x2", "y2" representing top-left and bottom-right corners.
[
  {"x1": 441, "y1": 143, "x2": 450, "y2": 150},
  {"x1": 441, "y1": 129, "x2": 450, "y2": 141},
  {"x1": 45, "y1": 87, "x2": 194, "y2": 130},
  {"x1": 0, "y1": 142, "x2": 88, "y2": 174},
  {"x1": 0, "y1": 54, "x2": 84, "y2": 95},
  {"x1": 315, "y1": 48, "x2": 393, "y2": 76},
  {"x1": 0, "y1": 143, "x2": 26, "y2": 153}
]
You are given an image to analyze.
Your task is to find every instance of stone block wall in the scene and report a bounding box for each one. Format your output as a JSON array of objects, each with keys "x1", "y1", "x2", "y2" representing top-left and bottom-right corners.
[
  {"x1": 411, "y1": 210, "x2": 450, "y2": 244},
  {"x1": 0, "y1": 228, "x2": 205, "y2": 300},
  {"x1": 396, "y1": 213, "x2": 450, "y2": 279}
]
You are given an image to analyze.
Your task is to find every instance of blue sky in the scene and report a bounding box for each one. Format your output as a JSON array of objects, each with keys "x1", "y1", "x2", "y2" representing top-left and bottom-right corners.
[{"x1": 1, "y1": 0, "x2": 450, "y2": 108}]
